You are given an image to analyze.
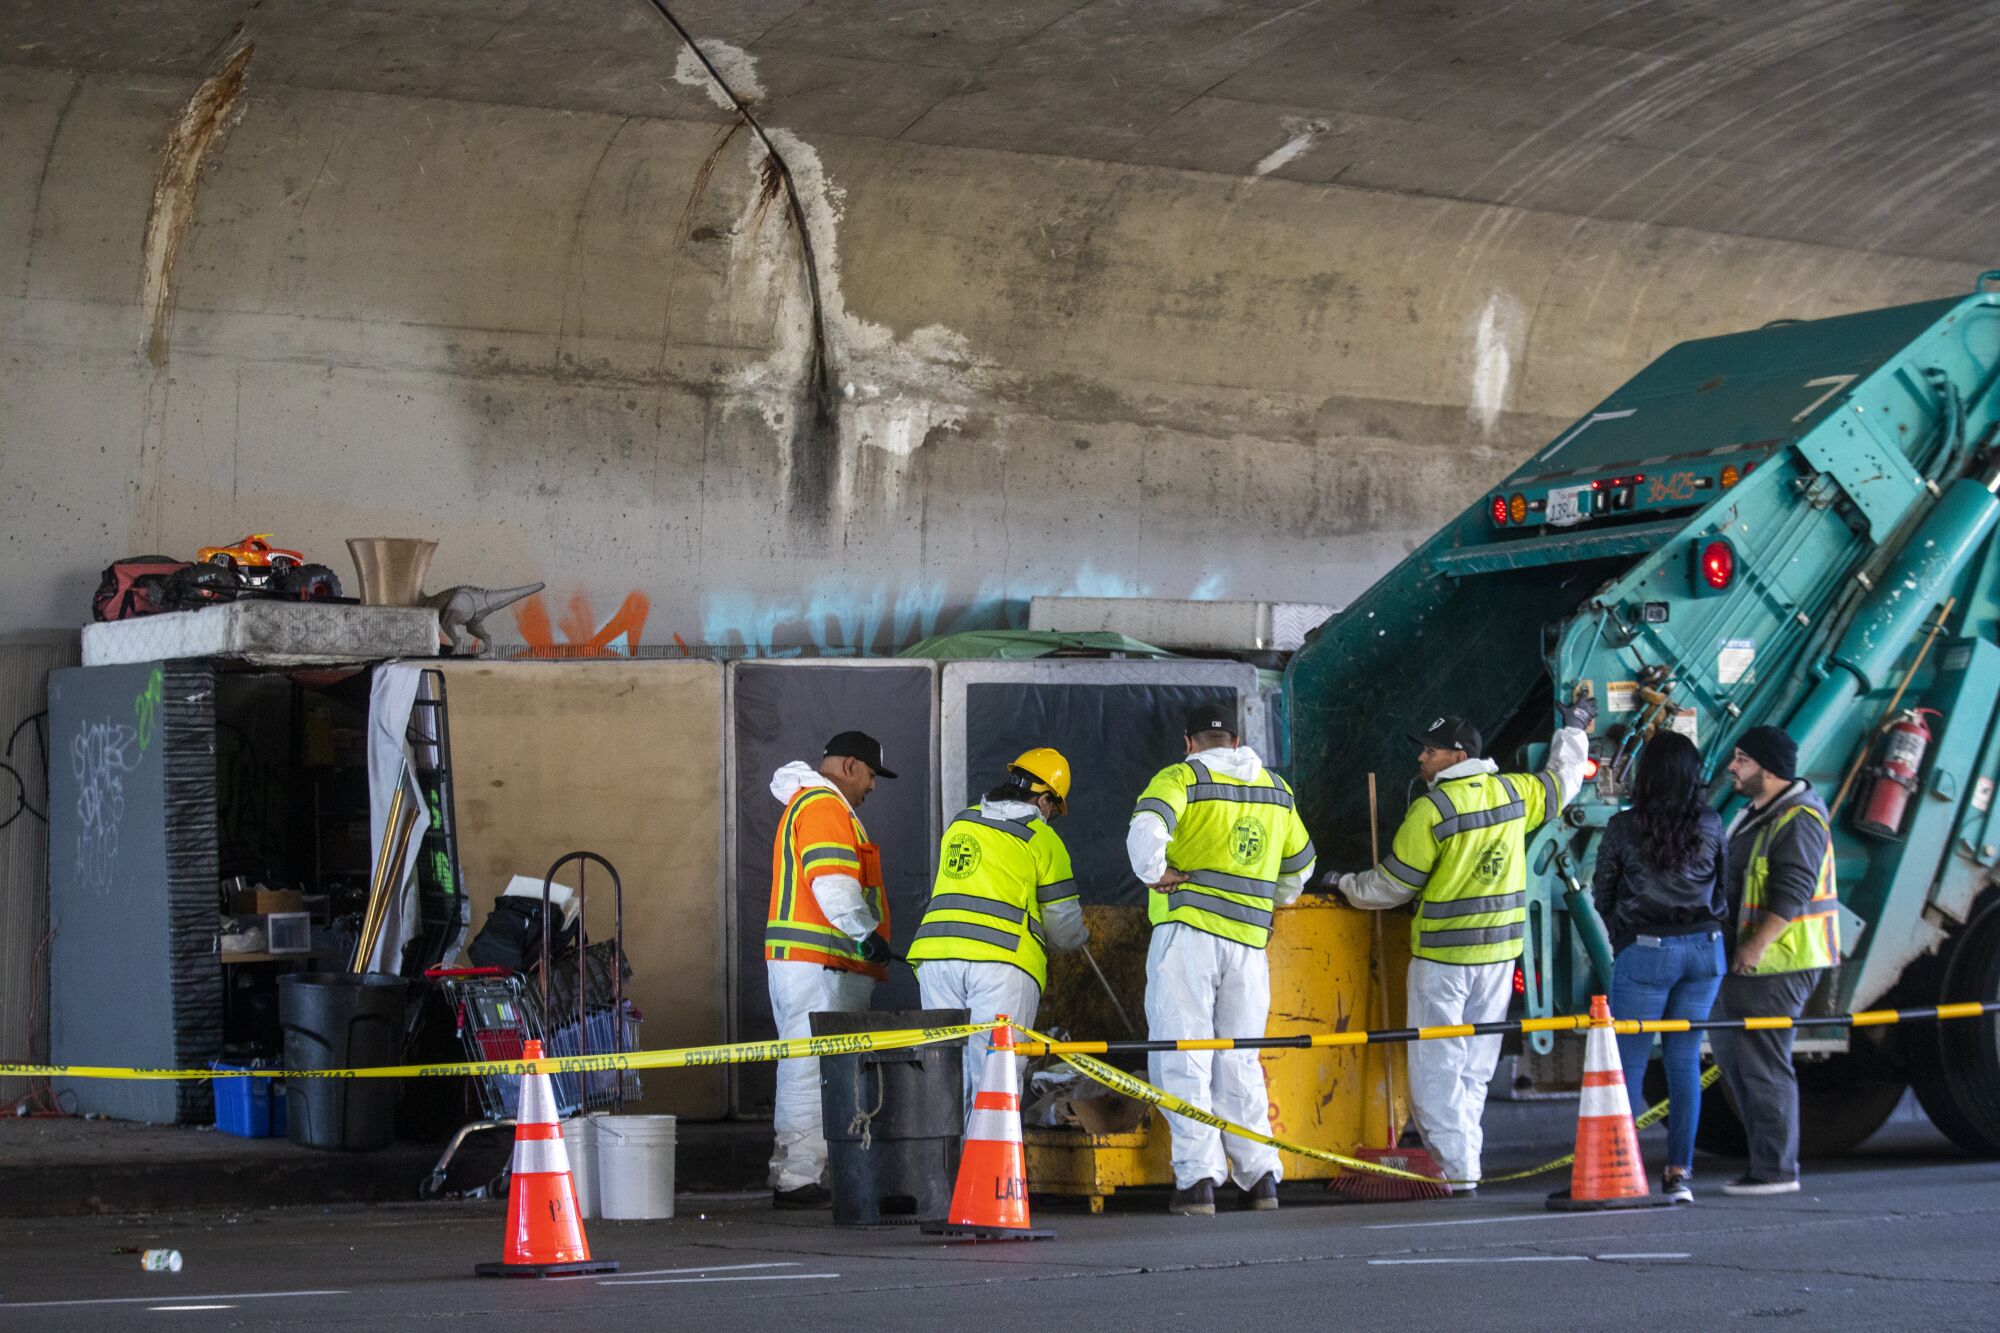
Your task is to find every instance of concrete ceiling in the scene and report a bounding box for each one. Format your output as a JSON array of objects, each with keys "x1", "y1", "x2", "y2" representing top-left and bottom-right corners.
[{"x1": 8, "y1": 0, "x2": 1998, "y2": 266}]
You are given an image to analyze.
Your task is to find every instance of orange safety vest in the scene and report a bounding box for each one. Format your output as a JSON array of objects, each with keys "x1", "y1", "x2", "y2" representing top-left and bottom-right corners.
[{"x1": 765, "y1": 785, "x2": 890, "y2": 980}]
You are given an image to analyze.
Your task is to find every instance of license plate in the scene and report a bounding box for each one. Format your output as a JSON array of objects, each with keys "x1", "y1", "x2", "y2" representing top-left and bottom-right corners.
[{"x1": 1545, "y1": 485, "x2": 1588, "y2": 527}]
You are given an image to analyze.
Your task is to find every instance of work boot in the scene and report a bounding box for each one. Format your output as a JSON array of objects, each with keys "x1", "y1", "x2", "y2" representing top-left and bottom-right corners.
[
  {"x1": 1168, "y1": 1180, "x2": 1216, "y2": 1216},
  {"x1": 773, "y1": 1183, "x2": 832, "y2": 1210},
  {"x1": 1240, "y1": 1173, "x2": 1279, "y2": 1212}
]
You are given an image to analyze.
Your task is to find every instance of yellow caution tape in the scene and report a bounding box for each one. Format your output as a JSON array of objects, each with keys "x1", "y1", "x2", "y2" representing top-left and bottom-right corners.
[
  {"x1": 0, "y1": 1022, "x2": 999, "y2": 1082},
  {"x1": 1014, "y1": 1001, "x2": 1999, "y2": 1057},
  {"x1": 1025, "y1": 1022, "x2": 1721, "y2": 1188},
  {"x1": 1018, "y1": 1022, "x2": 1446, "y2": 1185},
  {"x1": 1473, "y1": 1065, "x2": 1723, "y2": 1185}
]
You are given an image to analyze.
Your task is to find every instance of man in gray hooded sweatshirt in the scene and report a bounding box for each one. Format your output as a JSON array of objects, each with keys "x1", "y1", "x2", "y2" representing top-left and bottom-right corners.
[{"x1": 1711, "y1": 725, "x2": 1841, "y2": 1197}]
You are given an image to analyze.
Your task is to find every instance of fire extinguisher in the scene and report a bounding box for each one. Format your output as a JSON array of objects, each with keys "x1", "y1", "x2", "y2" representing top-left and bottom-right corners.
[{"x1": 1855, "y1": 708, "x2": 1942, "y2": 839}]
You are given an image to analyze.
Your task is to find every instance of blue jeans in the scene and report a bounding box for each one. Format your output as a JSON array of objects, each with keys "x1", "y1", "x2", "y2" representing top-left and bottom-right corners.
[{"x1": 1611, "y1": 930, "x2": 1726, "y2": 1171}]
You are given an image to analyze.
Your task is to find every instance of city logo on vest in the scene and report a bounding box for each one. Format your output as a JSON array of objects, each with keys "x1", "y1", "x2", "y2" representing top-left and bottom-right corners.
[
  {"x1": 1474, "y1": 842, "x2": 1507, "y2": 885},
  {"x1": 943, "y1": 833, "x2": 983, "y2": 879},
  {"x1": 1230, "y1": 816, "x2": 1267, "y2": 865}
]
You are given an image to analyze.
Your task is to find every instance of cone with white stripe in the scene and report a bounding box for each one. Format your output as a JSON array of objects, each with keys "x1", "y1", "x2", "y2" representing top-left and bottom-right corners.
[
  {"x1": 1548, "y1": 995, "x2": 1676, "y2": 1212},
  {"x1": 922, "y1": 1016, "x2": 1053, "y2": 1241},
  {"x1": 475, "y1": 1040, "x2": 619, "y2": 1276}
]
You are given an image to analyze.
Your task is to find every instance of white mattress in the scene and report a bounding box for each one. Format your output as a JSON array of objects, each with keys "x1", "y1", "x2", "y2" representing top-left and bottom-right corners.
[{"x1": 83, "y1": 601, "x2": 441, "y2": 667}]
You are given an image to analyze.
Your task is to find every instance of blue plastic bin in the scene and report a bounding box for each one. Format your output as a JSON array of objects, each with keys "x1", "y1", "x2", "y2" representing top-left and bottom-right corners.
[{"x1": 212, "y1": 1062, "x2": 284, "y2": 1138}]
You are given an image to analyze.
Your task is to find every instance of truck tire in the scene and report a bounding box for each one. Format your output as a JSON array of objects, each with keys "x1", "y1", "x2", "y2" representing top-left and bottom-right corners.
[
  {"x1": 278, "y1": 562, "x2": 342, "y2": 601},
  {"x1": 1679, "y1": 1055, "x2": 1905, "y2": 1159},
  {"x1": 1907, "y1": 899, "x2": 2000, "y2": 1156}
]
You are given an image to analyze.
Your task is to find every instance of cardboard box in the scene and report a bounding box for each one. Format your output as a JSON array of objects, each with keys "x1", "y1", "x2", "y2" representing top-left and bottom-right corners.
[{"x1": 233, "y1": 887, "x2": 305, "y2": 915}]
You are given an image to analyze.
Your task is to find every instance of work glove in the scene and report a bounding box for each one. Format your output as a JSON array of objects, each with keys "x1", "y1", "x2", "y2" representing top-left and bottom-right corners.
[
  {"x1": 1560, "y1": 693, "x2": 1598, "y2": 732},
  {"x1": 1316, "y1": 871, "x2": 1354, "y2": 907},
  {"x1": 857, "y1": 933, "x2": 891, "y2": 966}
]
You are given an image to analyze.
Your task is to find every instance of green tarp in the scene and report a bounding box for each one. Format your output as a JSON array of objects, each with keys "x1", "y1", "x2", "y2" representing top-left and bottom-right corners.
[{"x1": 897, "y1": 629, "x2": 1177, "y2": 661}]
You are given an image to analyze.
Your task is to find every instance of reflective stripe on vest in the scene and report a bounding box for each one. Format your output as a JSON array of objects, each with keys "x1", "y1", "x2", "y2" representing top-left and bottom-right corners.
[
  {"x1": 907, "y1": 810, "x2": 1064, "y2": 986},
  {"x1": 1741, "y1": 804, "x2": 1840, "y2": 975},
  {"x1": 1410, "y1": 774, "x2": 1532, "y2": 965},
  {"x1": 1147, "y1": 763, "x2": 1300, "y2": 950},
  {"x1": 766, "y1": 787, "x2": 885, "y2": 974}
]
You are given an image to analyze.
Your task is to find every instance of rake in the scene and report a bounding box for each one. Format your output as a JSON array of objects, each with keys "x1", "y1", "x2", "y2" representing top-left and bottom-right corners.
[{"x1": 1329, "y1": 771, "x2": 1450, "y2": 1201}]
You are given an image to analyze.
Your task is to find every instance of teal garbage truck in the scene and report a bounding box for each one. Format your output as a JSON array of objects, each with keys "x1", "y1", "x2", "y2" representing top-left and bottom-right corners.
[{"x1": 1289, "y1": 272, "x2": 2000, "y2": 1156}]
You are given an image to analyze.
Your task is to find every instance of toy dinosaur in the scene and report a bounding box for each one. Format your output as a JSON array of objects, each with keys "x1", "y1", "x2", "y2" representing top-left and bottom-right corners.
[{"x1": 425, "y1": 583, "x2": 545, "y2": 656}]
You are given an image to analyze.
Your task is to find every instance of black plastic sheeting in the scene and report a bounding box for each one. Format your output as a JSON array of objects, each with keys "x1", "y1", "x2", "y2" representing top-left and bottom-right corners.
[
  {"x1": 957, "y1": 680, "x2": 1255, "y2": 908},
  {"x1": 728, "y1": 663, "x2": 937, "y2": 1117}
]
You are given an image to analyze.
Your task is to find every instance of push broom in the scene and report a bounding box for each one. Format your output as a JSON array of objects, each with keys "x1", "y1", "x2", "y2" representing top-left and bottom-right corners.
[{"x1": 1329, "y1": 772, "x2": 1449, "y2": 1200}]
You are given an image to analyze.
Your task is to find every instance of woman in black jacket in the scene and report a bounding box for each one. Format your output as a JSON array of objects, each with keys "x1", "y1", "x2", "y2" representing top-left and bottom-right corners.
[{"x1": 1591, "y1": 730, "x2": 1728, "y2": 1201}]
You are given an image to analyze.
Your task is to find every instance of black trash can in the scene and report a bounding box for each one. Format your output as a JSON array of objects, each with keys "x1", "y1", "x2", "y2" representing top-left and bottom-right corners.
[
  {"x1": 814, "y1": 1008, "x2": 968, "y2": 1226},
  {"x1": 279, "y1": 972, "x2": 407, "y2": 1151}
]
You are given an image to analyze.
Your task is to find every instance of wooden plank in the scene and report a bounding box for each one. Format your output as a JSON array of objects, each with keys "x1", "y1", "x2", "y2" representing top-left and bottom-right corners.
[{"x1": 436, "y1": 660, "x2": 726, "y2": 1117}]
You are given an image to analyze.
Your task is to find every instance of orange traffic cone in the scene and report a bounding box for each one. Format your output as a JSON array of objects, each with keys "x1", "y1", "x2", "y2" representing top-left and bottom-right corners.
[
  {"x1": 475, "y1": 1040, "x2": 619, "y2": 1276},
  {"x1": 922, "y1": 1016, "x2": 1052, "y2": 1241},
  {"x1": 1547, "y1": 996, "x2": 1676, "y2": 1212}
]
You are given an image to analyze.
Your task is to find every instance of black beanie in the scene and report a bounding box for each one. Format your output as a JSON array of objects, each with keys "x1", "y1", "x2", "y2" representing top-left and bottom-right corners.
[{"x1": 1736, "y1": 725, "x2": 1798, "y2": 782}]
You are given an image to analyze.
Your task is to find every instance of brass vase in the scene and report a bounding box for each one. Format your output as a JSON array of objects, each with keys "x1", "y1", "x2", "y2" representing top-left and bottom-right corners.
[{"x1": 345, "y1": 538, "x2": 438, "y2": 607}]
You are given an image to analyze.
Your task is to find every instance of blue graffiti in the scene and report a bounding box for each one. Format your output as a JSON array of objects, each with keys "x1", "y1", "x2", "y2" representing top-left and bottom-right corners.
[{"x1": 699, "y1": 567, "x2": 1227, "y2": 658}]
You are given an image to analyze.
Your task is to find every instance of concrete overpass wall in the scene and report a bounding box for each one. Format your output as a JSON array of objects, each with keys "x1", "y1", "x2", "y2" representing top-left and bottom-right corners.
[{"x1": 1, "y1": 2, "x2": 1991, "y2": 652}]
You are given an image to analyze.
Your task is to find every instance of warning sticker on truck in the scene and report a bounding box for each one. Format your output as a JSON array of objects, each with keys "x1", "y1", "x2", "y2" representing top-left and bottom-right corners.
[
  {"x1": 1718, "y1": 639, "x2": 1755, "y2": 685},
  {"x1": 1605, "y1": 681, "x2": 1640, "y2": 714},
  {"x1": 1669, "y1": 709, "x2": 1698, "y2": 743}
]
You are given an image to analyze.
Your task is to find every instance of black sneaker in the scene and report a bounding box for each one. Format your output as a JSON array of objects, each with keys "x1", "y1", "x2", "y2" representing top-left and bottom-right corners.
[
  {"x1": 773, "y1": 1183, "x2": 832, "y2": 1210},
  {"x1": 1168, "y1": 1180, "x2": 1216, "y2": 1216},
  {"x1": 1720, "y1": 1175, "x2": 1799, "y2": 1197},
  {"x1": 1662, "y1": 1168, "x2": 1693, "y2": 1203},
  {"x1": 1240, "y1": 1173, "x2": 1279, "y2": 1212}
]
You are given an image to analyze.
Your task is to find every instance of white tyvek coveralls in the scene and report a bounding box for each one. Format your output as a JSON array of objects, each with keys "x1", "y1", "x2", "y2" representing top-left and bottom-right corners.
[
  {"x1": 1338, "y1": 728, "x2": 1589, "y2": 1185},
  {"x1": 917, "y1": 798, "x2": 1089, "y2": 1119},
  {"x1": 1128, "y1": 746, "x2": 1312, "y2": 1191},
  {"x1": 766, "y1": 761, "x2": 882, "y2": 1193}
]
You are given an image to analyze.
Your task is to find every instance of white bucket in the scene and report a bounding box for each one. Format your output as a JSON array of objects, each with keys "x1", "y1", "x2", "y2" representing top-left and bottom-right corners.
[
  {"x1": 565, "y1": 1113, "x2": 602, "y2": 1220},
  {"x1": 595, "y1": 1114, "x2": 677, "y2": 1220}
]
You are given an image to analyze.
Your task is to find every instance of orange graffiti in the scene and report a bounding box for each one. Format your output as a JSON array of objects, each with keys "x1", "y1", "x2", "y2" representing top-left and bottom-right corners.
[{"x1": 513, "y1": 590, "x2": 651, "y2": 659}]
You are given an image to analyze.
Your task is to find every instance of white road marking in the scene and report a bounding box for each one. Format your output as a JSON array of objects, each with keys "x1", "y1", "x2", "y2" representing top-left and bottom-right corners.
[
  {"x1": 600, "y1": 1273, "x2": 840, "y2": 1287},
  {"x1": 0, "y1": 1289, "x2": 345, "y2": 1310},
  {"x1": 1370, "y1": 1255, "x2": 1589, "y2": 1266},
  {"x1": 1596, "y1": 1253, "x2": 1691, "y2": 1261},
  {"x1": 604, "y1": 1262, "x2": 801, "y2": 1279},
  {"x1": 148, "y1": 1305, "x2": 237, "y2": 1312}
]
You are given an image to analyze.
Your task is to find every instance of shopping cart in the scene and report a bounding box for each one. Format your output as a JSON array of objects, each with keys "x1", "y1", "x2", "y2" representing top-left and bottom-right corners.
[{"x1": 417, "y1": 852, "x2": 641, "y2": 1200}]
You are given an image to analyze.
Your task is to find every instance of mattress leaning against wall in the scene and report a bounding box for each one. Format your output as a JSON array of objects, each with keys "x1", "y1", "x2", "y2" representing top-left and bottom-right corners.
[
  {"x1": 724, "y1": 659, "x2": 940, "y2": 1119},
  {"x1": 434, "y1": 659, "x2": 728, "y2": 1118},
  {"x1": 47, "y1": 661, "x2": 221, "y2": 1124},
  {"x1": 0, "y1": 639, "x2": 80, "y2": 1113},
  {"x1": 940, "y1": 658, "x2": 1266, "y2": 911}
]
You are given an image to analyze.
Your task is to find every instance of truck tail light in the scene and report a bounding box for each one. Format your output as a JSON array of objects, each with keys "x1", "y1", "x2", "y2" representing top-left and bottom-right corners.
[
  {"x1": 1492, "y1": 495, "x2": 1509, "y2": 526},
  {"x1": 1693, "y1": 536, "x2": 1737, "y2": 595},
  {"x1": 1509, "y1": 493, "x2": 1529, "y2": 524}
]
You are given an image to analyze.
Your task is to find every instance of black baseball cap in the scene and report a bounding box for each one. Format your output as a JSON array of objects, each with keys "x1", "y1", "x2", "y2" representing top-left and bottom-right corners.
[
  {"x1": 1410, "y1": 715, "x2": 1481, "y2": 755},
  {"x1": 1184, "y1": 702, "x2": 1239, "y2": 737},
  {"x1": 824, "y1": 730, "x2": 897, "y2": 779}
]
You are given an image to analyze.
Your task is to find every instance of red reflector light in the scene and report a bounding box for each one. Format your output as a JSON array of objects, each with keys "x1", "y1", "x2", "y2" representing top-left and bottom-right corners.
[
  {"x1": 1701, "y1": 539, "x2": 1735, "y2": 590},
  {"x1": 1492, "y1": 495, "x2": 1509, "y2": 526},
  {"x1": 1513, "y1": 965, "x2": 1526, "y2": 994},
  {"x1": 1583, "y1": 758, "x2": 1601, "y2": 779}
]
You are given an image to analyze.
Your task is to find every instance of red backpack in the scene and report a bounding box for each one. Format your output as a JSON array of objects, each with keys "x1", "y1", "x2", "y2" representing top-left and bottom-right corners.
[{"x1": 91, "y1": 556, "x2": 188, "y2": 621}]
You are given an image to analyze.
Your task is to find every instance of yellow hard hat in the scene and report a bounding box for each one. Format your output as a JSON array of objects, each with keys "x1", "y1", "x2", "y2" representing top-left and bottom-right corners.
[{"x1": 1010, "y1": 747, "x2": 1072, "y2": 812}]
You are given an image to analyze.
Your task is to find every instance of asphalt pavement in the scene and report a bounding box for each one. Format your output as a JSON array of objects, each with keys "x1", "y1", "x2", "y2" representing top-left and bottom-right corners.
[{"x1": 1, "y1": 1122, "x2": 1993, "y2": 1332}]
